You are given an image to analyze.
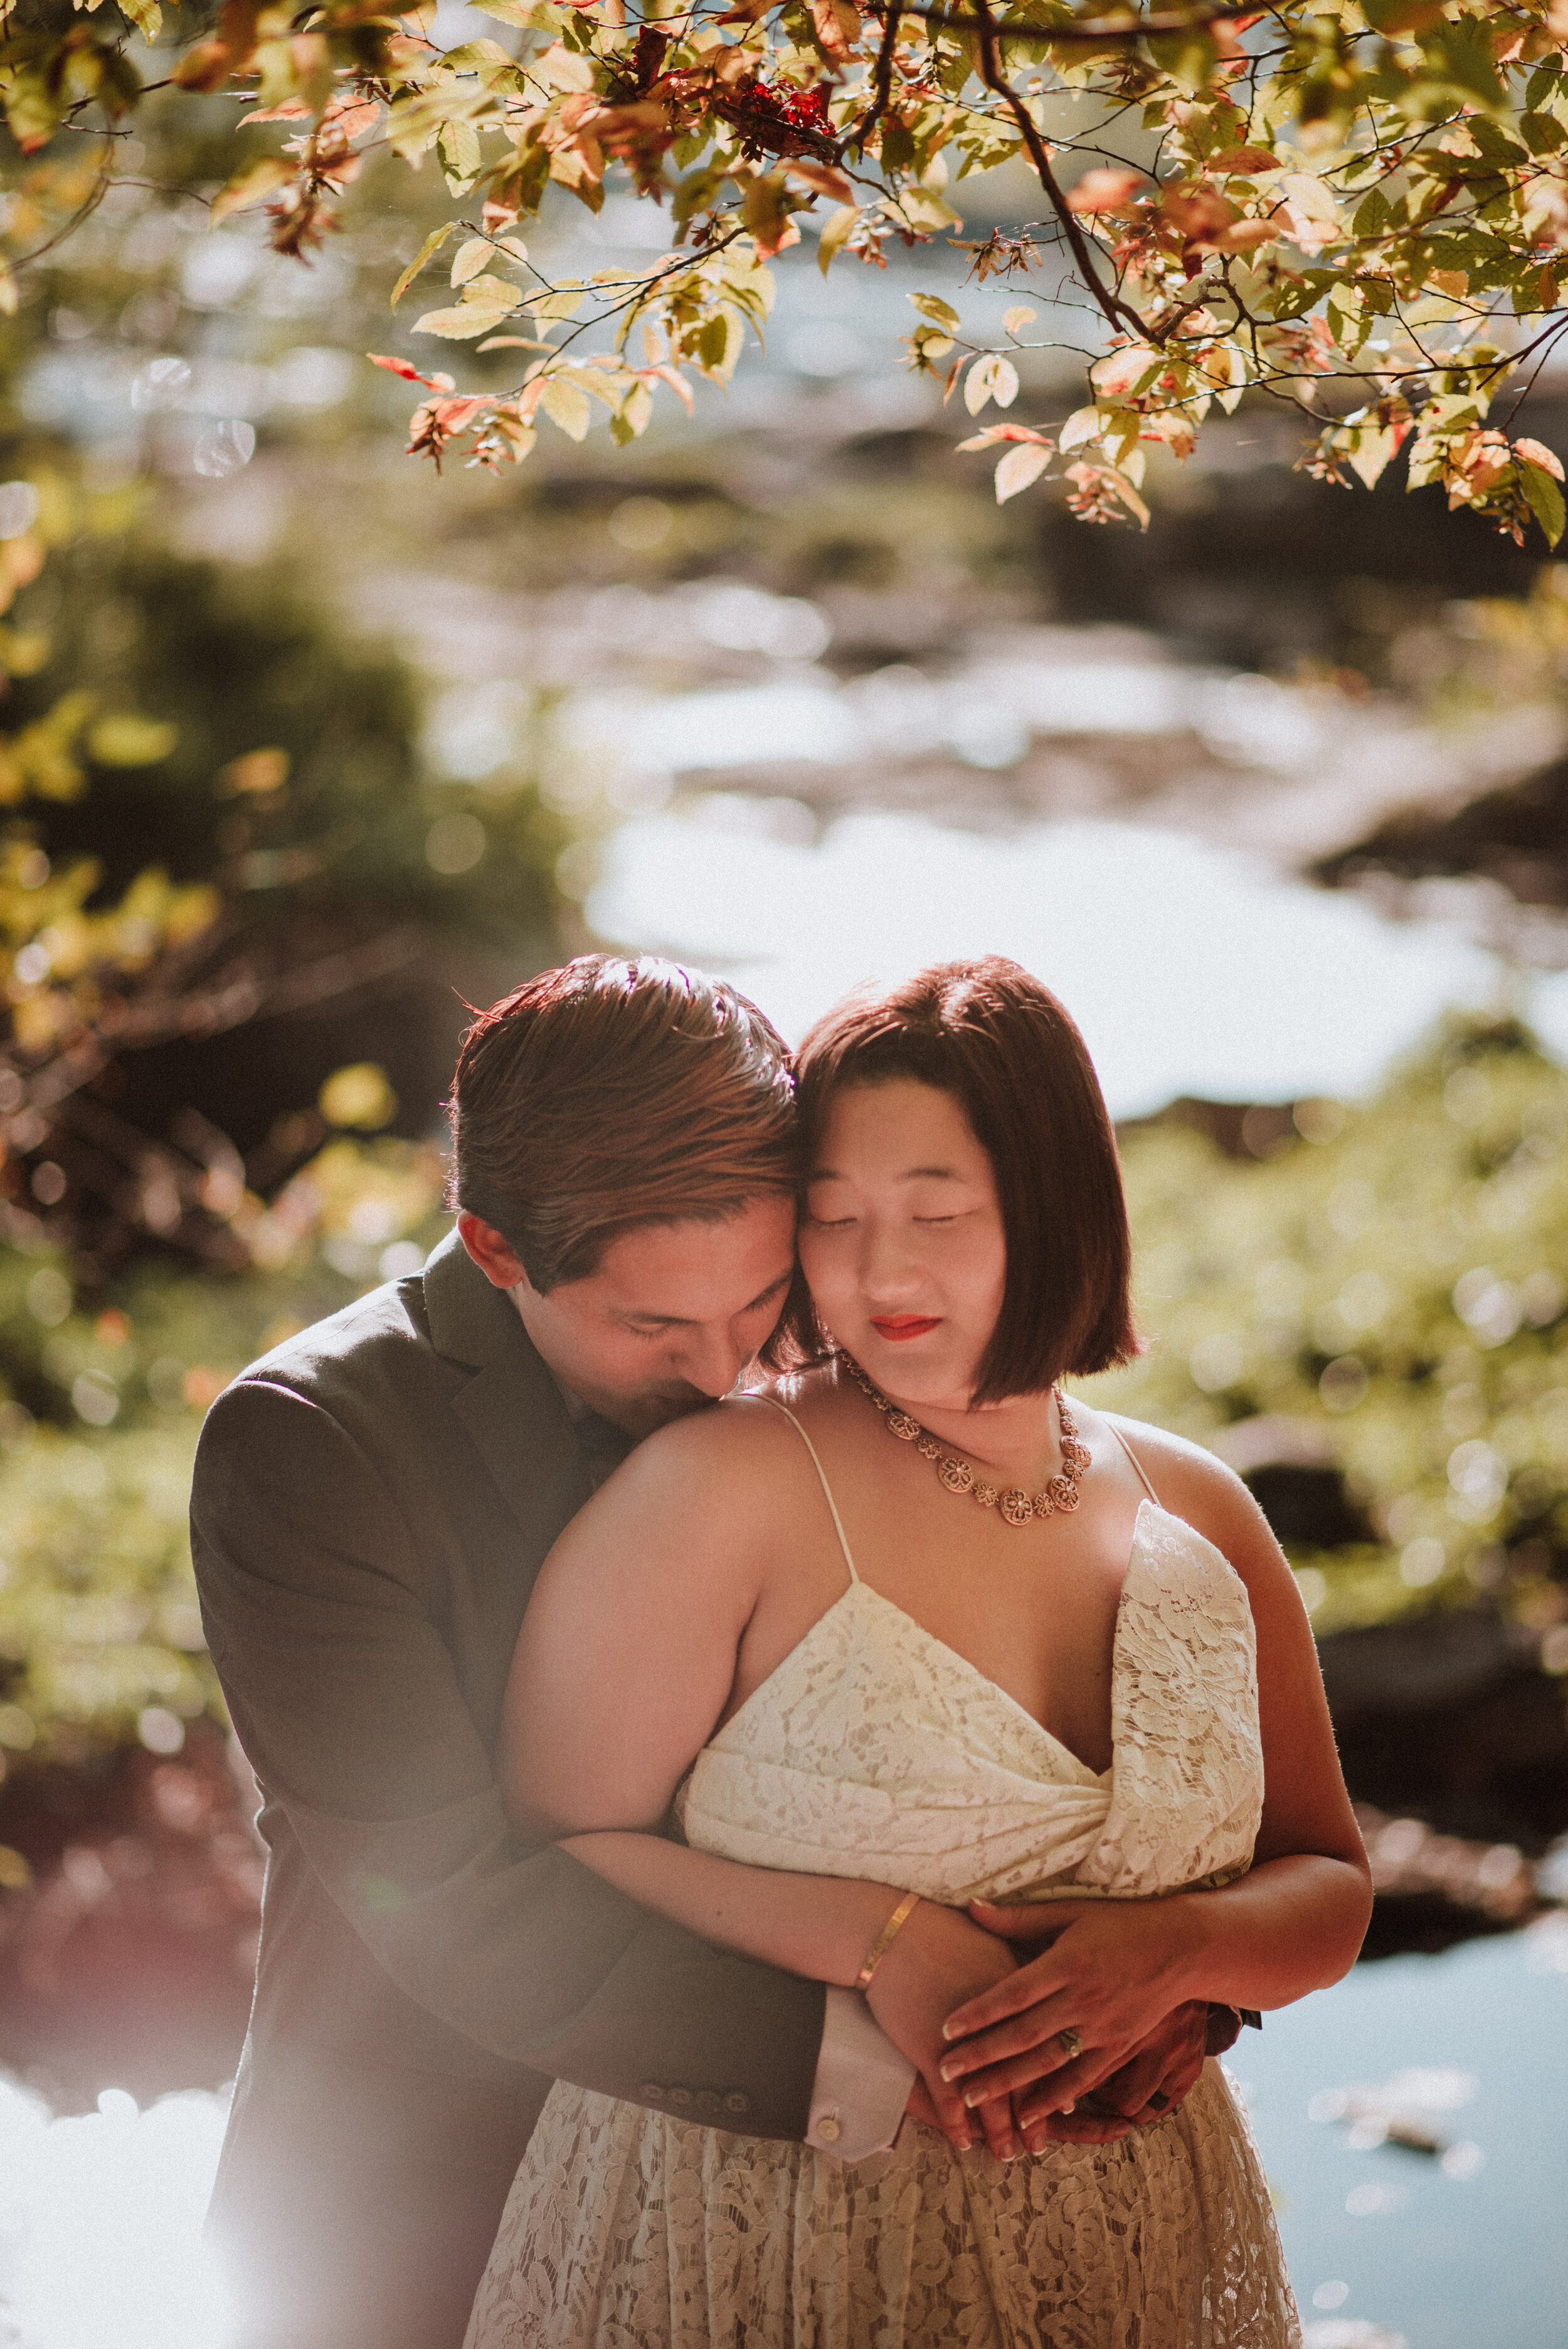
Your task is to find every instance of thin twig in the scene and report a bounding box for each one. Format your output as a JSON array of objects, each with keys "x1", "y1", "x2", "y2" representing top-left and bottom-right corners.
[
  {"x1": 866, "y1": 1, "x2": 1264, "y2": 33},
  {"x1": 967, "y1": 0, "x2": 1149, "y2": 344},
  {"x1": 854, "y1": 1, "x2": 904, "y2": 149}
]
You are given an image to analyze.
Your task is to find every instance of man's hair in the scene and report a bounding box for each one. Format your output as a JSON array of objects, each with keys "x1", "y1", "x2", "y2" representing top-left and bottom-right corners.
[
  {"x1": 765, "y1": 956, "x2": 1138, "y2": 1403},
  {"x1": 448, "y1": 955, "x2": 797, "y2": 1292}
]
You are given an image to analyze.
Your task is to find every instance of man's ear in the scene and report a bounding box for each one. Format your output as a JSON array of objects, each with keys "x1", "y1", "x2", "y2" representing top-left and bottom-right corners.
[{"x1": 457, "y1": 1211, "x2": 531, "y2": 1293}]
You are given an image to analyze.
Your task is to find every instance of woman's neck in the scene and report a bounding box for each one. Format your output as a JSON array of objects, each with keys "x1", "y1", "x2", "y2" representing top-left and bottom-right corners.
[{"x1": 872, "y1": 1377, "x2": 1066, "y2": 1492}]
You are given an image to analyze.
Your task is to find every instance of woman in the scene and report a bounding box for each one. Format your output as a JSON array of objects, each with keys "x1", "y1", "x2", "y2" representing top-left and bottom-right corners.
[{"x1": 465, "y1": 958, "x2": 1370, "y2": 2348}]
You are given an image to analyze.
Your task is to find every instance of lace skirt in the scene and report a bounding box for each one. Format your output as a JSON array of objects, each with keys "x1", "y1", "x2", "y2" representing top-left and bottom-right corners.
[{"x1": 462, "y1": 2059, "x2": 1300, "y2": 2349}]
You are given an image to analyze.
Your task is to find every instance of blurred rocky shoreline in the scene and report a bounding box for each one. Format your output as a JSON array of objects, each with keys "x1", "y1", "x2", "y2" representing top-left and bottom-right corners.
[{"x1": 1, "y1": 1613, "x2": 1564, "y2": 2116}]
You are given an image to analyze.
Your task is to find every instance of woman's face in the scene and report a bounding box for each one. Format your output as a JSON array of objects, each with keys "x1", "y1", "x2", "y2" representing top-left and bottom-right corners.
[{"x1": 798, "y1": 1078, "x2": 1007, "y2": 1412}]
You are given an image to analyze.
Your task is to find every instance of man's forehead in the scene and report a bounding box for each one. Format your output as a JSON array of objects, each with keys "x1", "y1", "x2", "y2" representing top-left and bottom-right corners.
[{"x1": 590, "y1": 1200, "x2": 796, "y2": 1310}]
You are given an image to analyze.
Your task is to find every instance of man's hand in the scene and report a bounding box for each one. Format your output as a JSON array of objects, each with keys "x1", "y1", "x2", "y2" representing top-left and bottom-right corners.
[
  {"x1": 864, "y1": 1902, "x2": 1025, "y2": 2161},
  {"x1": 1020, "y1": 2001, "x2": 1209, "y2": 2148}
]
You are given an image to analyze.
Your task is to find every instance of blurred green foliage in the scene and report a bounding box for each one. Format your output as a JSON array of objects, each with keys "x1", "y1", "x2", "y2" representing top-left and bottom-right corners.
[
  {"x1": 0, "y1": 476, "x2": 568, "y2": 1273},
  {"x1": 0, "y1": 1127, "x2": 452, "y2": 1762},
  {"x1": 11, "y1": 523, "x2": 568, "y2": 936},
  {"x1": 1091, "y1": 1016, "x2": 1568, "y2": 1651}
]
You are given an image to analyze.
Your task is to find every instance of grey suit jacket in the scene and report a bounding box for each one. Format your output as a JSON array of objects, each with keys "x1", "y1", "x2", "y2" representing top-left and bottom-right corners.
[{"x1": 191, "y1": 1226, "x2": 825, "y2": 2148}]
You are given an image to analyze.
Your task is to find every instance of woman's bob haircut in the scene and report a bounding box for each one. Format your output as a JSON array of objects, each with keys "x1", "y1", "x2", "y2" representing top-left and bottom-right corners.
[{"x1": 766, "y1": 957, "x2": 1140, "y2": 1405}]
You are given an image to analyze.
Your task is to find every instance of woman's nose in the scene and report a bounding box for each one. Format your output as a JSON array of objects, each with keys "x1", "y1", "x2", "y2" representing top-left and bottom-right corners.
[{"x1": 858, "y1": 1221, "x2": 919, "y2": 1301}]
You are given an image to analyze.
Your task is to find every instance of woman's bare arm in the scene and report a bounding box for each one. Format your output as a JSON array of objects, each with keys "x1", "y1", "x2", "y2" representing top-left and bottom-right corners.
[{"x1": 501, "y1": 1399, "x2": 1020, "y2": 2146}]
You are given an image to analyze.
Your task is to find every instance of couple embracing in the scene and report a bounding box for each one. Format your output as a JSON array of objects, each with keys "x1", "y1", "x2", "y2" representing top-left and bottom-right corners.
[{"x1": 194, "y1": 952, "x2": 1370, "y2": 2349}]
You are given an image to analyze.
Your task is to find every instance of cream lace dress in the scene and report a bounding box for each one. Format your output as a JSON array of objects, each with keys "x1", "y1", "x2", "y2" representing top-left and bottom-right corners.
[{"x1": 465, "y1": 1407, "x2": 1301, "y2": 2349}]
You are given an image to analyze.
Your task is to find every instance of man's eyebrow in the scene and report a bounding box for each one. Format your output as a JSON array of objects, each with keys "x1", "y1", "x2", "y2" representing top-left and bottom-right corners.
[{"x1": 623, "y1": 1266, "x2": 794, "y2": 1327}]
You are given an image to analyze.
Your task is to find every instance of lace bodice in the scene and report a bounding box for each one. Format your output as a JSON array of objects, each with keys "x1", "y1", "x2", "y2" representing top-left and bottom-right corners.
[
  {"x1": 677, "y1": 1497, "x2": 1262, "y2": 1909},
  {"x1": 465, "y1": 1408, "x2": 1298, "y2": 2349}
]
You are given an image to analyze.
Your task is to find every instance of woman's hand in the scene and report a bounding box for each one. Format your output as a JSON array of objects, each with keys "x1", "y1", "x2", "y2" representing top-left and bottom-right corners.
[
  {"x1": 862, "y1": 1901, "x2": 1026, "y2": 2158},
  {"x1": 934, "y1": 1896, "x2": 1204, "y2": 2126}
]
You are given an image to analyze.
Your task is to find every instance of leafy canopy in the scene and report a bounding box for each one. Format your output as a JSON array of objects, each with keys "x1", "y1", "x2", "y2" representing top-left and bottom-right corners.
[{"x1": 8, "y1": 0, "x2": 1568, "y2": 536}]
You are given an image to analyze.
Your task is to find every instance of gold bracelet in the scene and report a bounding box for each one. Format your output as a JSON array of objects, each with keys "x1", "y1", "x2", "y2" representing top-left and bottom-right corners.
[{"x1": 855, "y1": 1890, "x2": 920, "y2": 1991}]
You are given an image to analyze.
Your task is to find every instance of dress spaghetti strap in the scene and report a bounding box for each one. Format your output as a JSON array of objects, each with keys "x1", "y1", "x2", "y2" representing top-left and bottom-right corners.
[
  {"x1": 1108, "y1": 1418, "x2": 1161, "y2": 1506},
  {"x1": 742, "y1": 1393, "x2": 860, "y2": 1588}
]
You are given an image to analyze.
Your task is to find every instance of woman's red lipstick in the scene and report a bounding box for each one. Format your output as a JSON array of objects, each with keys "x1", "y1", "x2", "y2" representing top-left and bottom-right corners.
[{"x1": 870, "y1": 1315, "x2": 941, "y2": 1341}]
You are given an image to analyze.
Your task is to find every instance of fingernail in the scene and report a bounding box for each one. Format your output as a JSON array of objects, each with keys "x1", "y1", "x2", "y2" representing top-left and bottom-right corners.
[
  {"x1": 963, "y1": 2090, "x2": 983, "y2": 2109},
  {"x1": 940, "y1": 2062, "x2": 960, "y2": 2082},
  {"x1": 1024, "y1": 2133, "x2": 1045, "y2": 2153},
  {"x1": 941, "y1": 2022, "x2": 960, "y2": 2041},
  {"x1": 1000, "y1": 2137, "x2": 1017, "y2": 2160}
]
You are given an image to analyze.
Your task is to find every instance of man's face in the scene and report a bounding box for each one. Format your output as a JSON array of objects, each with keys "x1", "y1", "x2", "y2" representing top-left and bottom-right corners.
[{"x1": 458, "y1": 1197, "x2": 797, "y2": 1438}]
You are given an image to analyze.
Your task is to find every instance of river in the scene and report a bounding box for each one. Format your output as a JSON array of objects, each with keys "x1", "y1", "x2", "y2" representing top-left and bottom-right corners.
[{"x1": 1239, "y1": 1913, "x2": 1568, "y2": 2349}]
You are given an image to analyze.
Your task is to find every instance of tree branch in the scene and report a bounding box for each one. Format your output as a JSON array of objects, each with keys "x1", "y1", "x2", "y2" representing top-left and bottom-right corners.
[
  {"x1": 854, "y1": 1, "x2": 904, "y2": 149},
  {"x1": 967, "y1": 0, "x2": 1150, "y2": 346},
  {"x1": 866, "y1": 1, "x2": 1262, "y2": 34}
]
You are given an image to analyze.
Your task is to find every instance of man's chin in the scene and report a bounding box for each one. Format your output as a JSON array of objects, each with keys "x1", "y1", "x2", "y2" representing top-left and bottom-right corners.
[{"x1": 621, "y1": 1387, "x2": 720, "y2": 1437}]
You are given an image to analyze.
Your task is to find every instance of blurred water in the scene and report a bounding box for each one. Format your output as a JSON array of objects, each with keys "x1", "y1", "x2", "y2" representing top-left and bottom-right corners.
[
  {"x1": 0, "y1": 1920, "x2": 1562, "y2": 2346},
  {"x1": 1239, "y1": 1913, "x2": 1568, "y2": 2349},
  {"x1": 0, "y1": 2079, "x2": 230, "y2": 2349},
  {"x1": 586, "y1": 809, "x2": 1568, "y2": 1108}
]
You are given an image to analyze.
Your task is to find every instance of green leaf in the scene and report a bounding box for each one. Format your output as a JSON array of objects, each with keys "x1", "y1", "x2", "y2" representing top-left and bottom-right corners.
[
  {"x1": 1146, "y1": 28, "x2": 1218, "y2": 98},
  {"x1": 390, "y1": 223, "x2": 455, "y2": 310},
  {"x1": 818, "y1": 203, "x2": 857, "y2": 277},
  {"x1": 1353, "y1": 188, "x2": 1391, "y2": 240},
  {"x1": 1520, "y1": 461, "x2": 1566, "y2": 549},
  {"x1": 1266, "y1": 269, "x2": 1336, "y2": 322},
  {"x1": 1420, "y1": 23, "x2": 1506, "y2": 115},
  {"x1": 1522, "y1": 112, "x2": 1567, "y2": 157},
  {"x1": 472, "y1": 0, "x2": 565, "y2": 26},
  {"x1": 412, "y1": 304, "x2": 511, "y2": 338},
  {"x1": 879, "y1": 117, "x2": 914, "y2": 173},
  {"x1": 208, "y1": 156, "x2": 295, "y2": 227},
  {"x1": 1468, "y1": 119, "x2": 1528, "y2": 167},
  {"x1": 539, "y1": 378, "x2": 590, "y2": 441},
  {"x1": 910, "y1": 292, "x2": 960, "y2": 332}
]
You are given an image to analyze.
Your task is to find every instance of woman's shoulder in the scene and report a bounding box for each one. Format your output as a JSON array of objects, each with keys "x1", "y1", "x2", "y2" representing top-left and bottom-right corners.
[
  {"x1": 600, "y1": 1370, "x2": 841, "y2": 1509},
  {"x1": 1089, "y1": 1407, "x2": 1281, "y2": 1571}
]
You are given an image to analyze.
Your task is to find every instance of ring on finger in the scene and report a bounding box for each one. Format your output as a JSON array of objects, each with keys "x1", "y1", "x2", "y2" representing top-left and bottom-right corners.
[{"x1": 1056, "y1": 2027, "x2": 1084, "y2": 2061}]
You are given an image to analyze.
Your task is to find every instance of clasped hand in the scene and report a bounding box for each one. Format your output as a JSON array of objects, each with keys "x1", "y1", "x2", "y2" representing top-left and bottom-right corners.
[
  {"x1": 940, "y1": 1894, "x2": 1206, "y2": 2146},
  {"x1": 865, "y1": 1894, "x2": 1206, "y2": 2160}
]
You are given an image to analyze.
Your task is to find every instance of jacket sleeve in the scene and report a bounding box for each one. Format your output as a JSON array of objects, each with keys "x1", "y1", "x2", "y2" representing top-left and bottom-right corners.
[{"x1": 191, "y1": 1376, "x2": 826, "y2": 2140}]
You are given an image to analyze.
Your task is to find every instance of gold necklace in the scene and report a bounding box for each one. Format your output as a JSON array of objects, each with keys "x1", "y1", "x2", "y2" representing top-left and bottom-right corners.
[{"x1": 840, "y1": 1354, "x2": 1091, "y2": 1528}]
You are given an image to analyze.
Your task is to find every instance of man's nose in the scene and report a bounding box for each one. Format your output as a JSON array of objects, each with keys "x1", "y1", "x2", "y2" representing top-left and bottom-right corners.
[{"x1": 679, "y1": 1323, "x2": 751, "y2": 1399}]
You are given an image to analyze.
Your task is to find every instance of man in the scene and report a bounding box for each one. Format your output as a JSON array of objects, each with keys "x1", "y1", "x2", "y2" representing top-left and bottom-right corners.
[{"x1": 194, "y1": 955, "x2": 1214, "y2": 2349}]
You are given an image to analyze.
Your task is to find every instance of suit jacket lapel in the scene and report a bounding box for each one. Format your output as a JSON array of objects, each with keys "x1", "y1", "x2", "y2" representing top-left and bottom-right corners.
[{"x1": 423, "y1": 1228, "x2": 595, "y2": 1541}]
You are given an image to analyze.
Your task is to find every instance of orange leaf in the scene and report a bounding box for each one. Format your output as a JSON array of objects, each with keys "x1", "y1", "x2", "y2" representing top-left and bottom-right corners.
[
  {"x1": 1517, "y1": 437, "x2": 1565, "y2": 482},
  {"x1": 1064, "y1": 167, "x2": 1147, "y2": 216},
  {"x1": 787, "y1": 160, "x2": 856, "y2": 206},
  {"x1": 369, "y1": 353, "x2": 433, "y2": 383},
  {"x1": 808, "y1": 0, "x2": 861, "y2": 57}
]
